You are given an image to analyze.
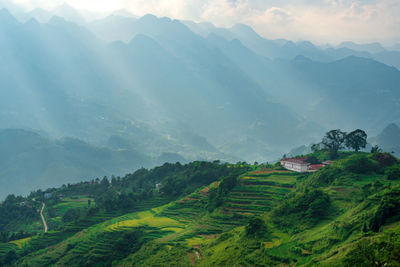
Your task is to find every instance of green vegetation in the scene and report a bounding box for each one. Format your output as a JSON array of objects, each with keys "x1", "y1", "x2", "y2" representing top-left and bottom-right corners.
[{"x1": 1, "y1": 152, "x2": 400, "y2": 266}]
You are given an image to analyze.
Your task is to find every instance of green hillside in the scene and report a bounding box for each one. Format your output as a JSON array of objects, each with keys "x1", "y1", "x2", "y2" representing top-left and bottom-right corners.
[{"x1": 1, "y1": 152, "x2": 400, "y2": 266}]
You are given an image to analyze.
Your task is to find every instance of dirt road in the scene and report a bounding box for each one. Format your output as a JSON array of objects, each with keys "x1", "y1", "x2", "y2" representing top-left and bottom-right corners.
[{"x1": 40, "y1": 203, "x2": 48, "y2": 233}]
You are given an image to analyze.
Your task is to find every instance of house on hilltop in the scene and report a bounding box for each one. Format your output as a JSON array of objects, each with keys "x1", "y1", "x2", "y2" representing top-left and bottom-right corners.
[
  {"x1": 280, "y1": 157, "x2": 328, "y2": 173},
  {"x1": 280, "y1": 157, "x2": 309, "y2": 172}
]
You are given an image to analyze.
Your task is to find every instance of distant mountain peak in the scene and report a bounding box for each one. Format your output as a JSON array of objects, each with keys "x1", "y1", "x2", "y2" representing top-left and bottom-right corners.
[
  {"x1": 382, "y1": 123, "x2": 400, "y2": 134},
  {"x1": 130, "y1": 33, "x2": 160, "y2": 46},
  {"x1": 24, "y1": 17, "x2": 40, "y2": 27},
  {"x1": 232, "y1": 23, "x2": 254, "y2": 32},
  {"x1": 338, "y1": 41, "x2": 385, "y2": 54},
  {"x1": 140, "y1": 14, "x2": 158, "y2": 22},
  {"x1": 374, "y1": 123, "x2": 400, "y2": 151},
  {"x1": 110, "y1": 9, "x2": 137, "y2": 18},
  {"x1": 292, "y1": 55, "x2": 312, "y2": 62},
  {"x1": 0, "y1": 8, "x2": 19, "y2": 27},
  {"x1": 48, "y1": 15, "x2": 67, "y2": 25},
  {"x1": 56, "y1": 2, "x2": 77, "y2": 11},
  {"x1": 230, "y1": 23, "x2": 261, "y2": 39}
]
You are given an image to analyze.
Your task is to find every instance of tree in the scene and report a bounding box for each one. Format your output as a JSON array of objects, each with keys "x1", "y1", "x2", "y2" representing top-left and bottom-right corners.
[
  {"x1": 321, "y1": 129, "x2": 347, "y2": 159},
  {"x1": 345, "y1": 129, "x2": 367, "y2": 152},
  {"x1": 4, "y1": 250, "x2": 17, "y2": 264},
  {"x1": 246, "y1": 217, "x2": 267, "y2": 238},
  {"x1": 306, "y1": 155, "x2": 320, "y2": 164},
  {"x1": 311, "y1": 143, "x2": 321, "y2": 153},
  {"x1": 100, "y1": 176, "x2": 110, "y2": 188},
  {"x1": 62, "y1": 209, "x2": 81, "y2": 223}
]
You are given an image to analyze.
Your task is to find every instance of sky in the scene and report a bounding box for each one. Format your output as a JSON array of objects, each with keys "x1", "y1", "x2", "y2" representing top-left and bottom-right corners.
[{"x1": 7, "y1": 0, "x2": 400, "y2": 45}]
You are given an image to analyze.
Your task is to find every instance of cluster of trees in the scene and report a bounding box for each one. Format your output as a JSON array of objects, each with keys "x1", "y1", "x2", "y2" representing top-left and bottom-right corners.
[
  {"x1": 312, "y1": 129, "x2": 368, "y2": 158},
  {"x1": 0, "y1": 195, "x2": 38, "y2": 232}
]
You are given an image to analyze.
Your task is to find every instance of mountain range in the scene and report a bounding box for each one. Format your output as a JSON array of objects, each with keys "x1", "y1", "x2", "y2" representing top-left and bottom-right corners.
[{"x1": 0, "y1": 5, "x2": 400, "y2": 197}]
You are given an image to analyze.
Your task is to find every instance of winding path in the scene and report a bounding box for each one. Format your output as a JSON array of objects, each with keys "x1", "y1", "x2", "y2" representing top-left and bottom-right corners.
[{"x1": 40, "y1": 202, "x2": 48, "y2": 233}]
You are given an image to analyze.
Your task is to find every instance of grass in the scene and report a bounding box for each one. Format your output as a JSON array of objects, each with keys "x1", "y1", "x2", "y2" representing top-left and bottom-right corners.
[
  {"x1": 105, "y1": 210, "x2": 184, "y2": 232},
  {"x1": 9, "y1": 237, "x2": 32, "y2": 248},
  {"x1": 52, "y1": 196, "x2": 94, "y2": 216}
]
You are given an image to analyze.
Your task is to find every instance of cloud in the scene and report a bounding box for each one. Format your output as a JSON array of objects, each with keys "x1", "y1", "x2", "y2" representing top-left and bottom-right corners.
[{"x1": 6, "y1": 0, "x2": 400, "y2": 44}]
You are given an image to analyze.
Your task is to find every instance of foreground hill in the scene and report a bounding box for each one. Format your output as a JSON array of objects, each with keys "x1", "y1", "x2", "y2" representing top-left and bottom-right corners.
[{"x1": 1, "y1": 151, "x2": 399, "y2": 266}]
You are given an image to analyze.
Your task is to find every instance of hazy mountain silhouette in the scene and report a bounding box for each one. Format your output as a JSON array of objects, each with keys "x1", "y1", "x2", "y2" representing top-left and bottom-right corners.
[
  {"x1": 371, "y1": 123, "x2": 400, "y2": 156},
  {"x1": 0, "y1": 129, "x2": 152, "y2": 199},
  {"x1": 1, "y1": 8, "x2": 400, "y2": 197}
]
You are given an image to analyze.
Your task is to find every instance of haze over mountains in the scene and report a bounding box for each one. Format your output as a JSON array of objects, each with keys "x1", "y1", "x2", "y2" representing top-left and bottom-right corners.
[{"x1": 1, "y1": 3, "x2": 400, "y2": 198}]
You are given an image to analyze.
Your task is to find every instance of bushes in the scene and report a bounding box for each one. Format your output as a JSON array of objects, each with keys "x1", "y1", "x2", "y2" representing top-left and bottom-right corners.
[
  {"x1": 307, "y1": 166, "x2": 341, "y2": 187},
  {"x1": 62, "y1": 209, "x2": 81, "y2": 223},
  {"x1": 373, "y1": 153, "x2": 397, "y2": 167},
  {"x1": 385, "y1": 165, "x2": 400, "y2": 180},
  {"x1": 245, "y1": 217, "x2": 268, "y2": 238},
  {"x1": 344, "y1": 154, "x2": 379, "y2": 174},
  {"x1": 368, "y1": 187, "x2": 400, "y2": 232},
  {"x1": 343, "y1": 231, "x2": 400, "y2": 266},
  {"x1": 272, "y1": 189, "x2": 330, "y2": 228}
]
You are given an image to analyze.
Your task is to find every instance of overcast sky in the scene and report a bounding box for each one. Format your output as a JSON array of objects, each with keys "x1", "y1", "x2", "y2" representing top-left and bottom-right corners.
[{"x1": 8, "y1": 0, "x2": 400, "y2": 45}]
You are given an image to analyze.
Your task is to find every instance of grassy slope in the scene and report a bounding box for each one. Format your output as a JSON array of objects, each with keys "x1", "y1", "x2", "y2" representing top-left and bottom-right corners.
[{"x1": 5, "y1": 153, "x2": 400, "y2": 266}]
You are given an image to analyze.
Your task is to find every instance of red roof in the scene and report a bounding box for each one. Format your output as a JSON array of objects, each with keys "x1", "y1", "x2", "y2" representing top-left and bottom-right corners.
[
  {"x1": 282, "y1": 157, "x2": 309, "y2": 165},
  {"x1": 309, "y1": 164, "x2": 325, "y2": 171}
]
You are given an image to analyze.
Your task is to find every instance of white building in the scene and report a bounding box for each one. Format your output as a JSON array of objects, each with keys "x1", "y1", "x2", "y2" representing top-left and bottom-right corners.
[
  {"x1": 281, "y1": 157, "x2": 327, "y2": 173},
  {"x1": 280, "y1": 157, "x2": 310, "y2": 172}
]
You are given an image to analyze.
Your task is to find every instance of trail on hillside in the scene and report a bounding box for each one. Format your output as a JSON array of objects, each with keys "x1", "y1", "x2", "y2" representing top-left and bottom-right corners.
[{"x1": 40, "y1": 203, "x2": 48, "y2": 233}]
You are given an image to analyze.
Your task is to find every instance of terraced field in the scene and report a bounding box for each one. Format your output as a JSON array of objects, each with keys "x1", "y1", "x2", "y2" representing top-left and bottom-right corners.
[
  {"x1": 15, "y1": 169, "x2": 303, "y2": 266},
  {"x1": 222, "y1": 171, "x2": 298, "y2": 216},
  {"x1": 53, "y1": 196, "x2": 95, "y2": 216},
  {"x1": 0, "y1": 242, "x2": 17, "y2": 258},
  {"x1": 105, "y1": 210, "x2": 185, "y2": 232}
]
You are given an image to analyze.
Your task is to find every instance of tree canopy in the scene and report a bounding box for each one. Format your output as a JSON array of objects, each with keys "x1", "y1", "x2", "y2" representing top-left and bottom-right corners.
[
  {"x1": 321, "y1": 129, "x2": 347, "y2": 158},
  {"x1": 345, "y1": 129, "x2": 367, "y2": 152}
]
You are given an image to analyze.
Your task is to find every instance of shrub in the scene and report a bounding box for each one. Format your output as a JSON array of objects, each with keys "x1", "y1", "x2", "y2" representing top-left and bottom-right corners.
[
  {"x1": 369, "y1": 187, "x2": 400, "y2": 232},
  {"x1": 62, "y1": 208, "x2": 81, "y2": 223},
  {"x1": 385, "y1": 165, "x2": 400, "y2": 180},
  {"x1": 373, "y1": 153, "x2": 397, "y2": 167},
  {"x1": 306, "y1": 155, "x2": 320, "y2": 164},
  {"x1": 246, "y1": 217, "x2": 268, "y2": 238},
  {"x1": 344, "y1": 154, "x2": 379, "y2": 174},
  {"x1": 272, "y1": 189, "x2": 330, "y2": 228},
  {"x1": 306, "y1": 166, "x2": 341, "y2": 187},
  {"x1": 343, "y1": 231, "x2": 400, "y2": 266}
]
